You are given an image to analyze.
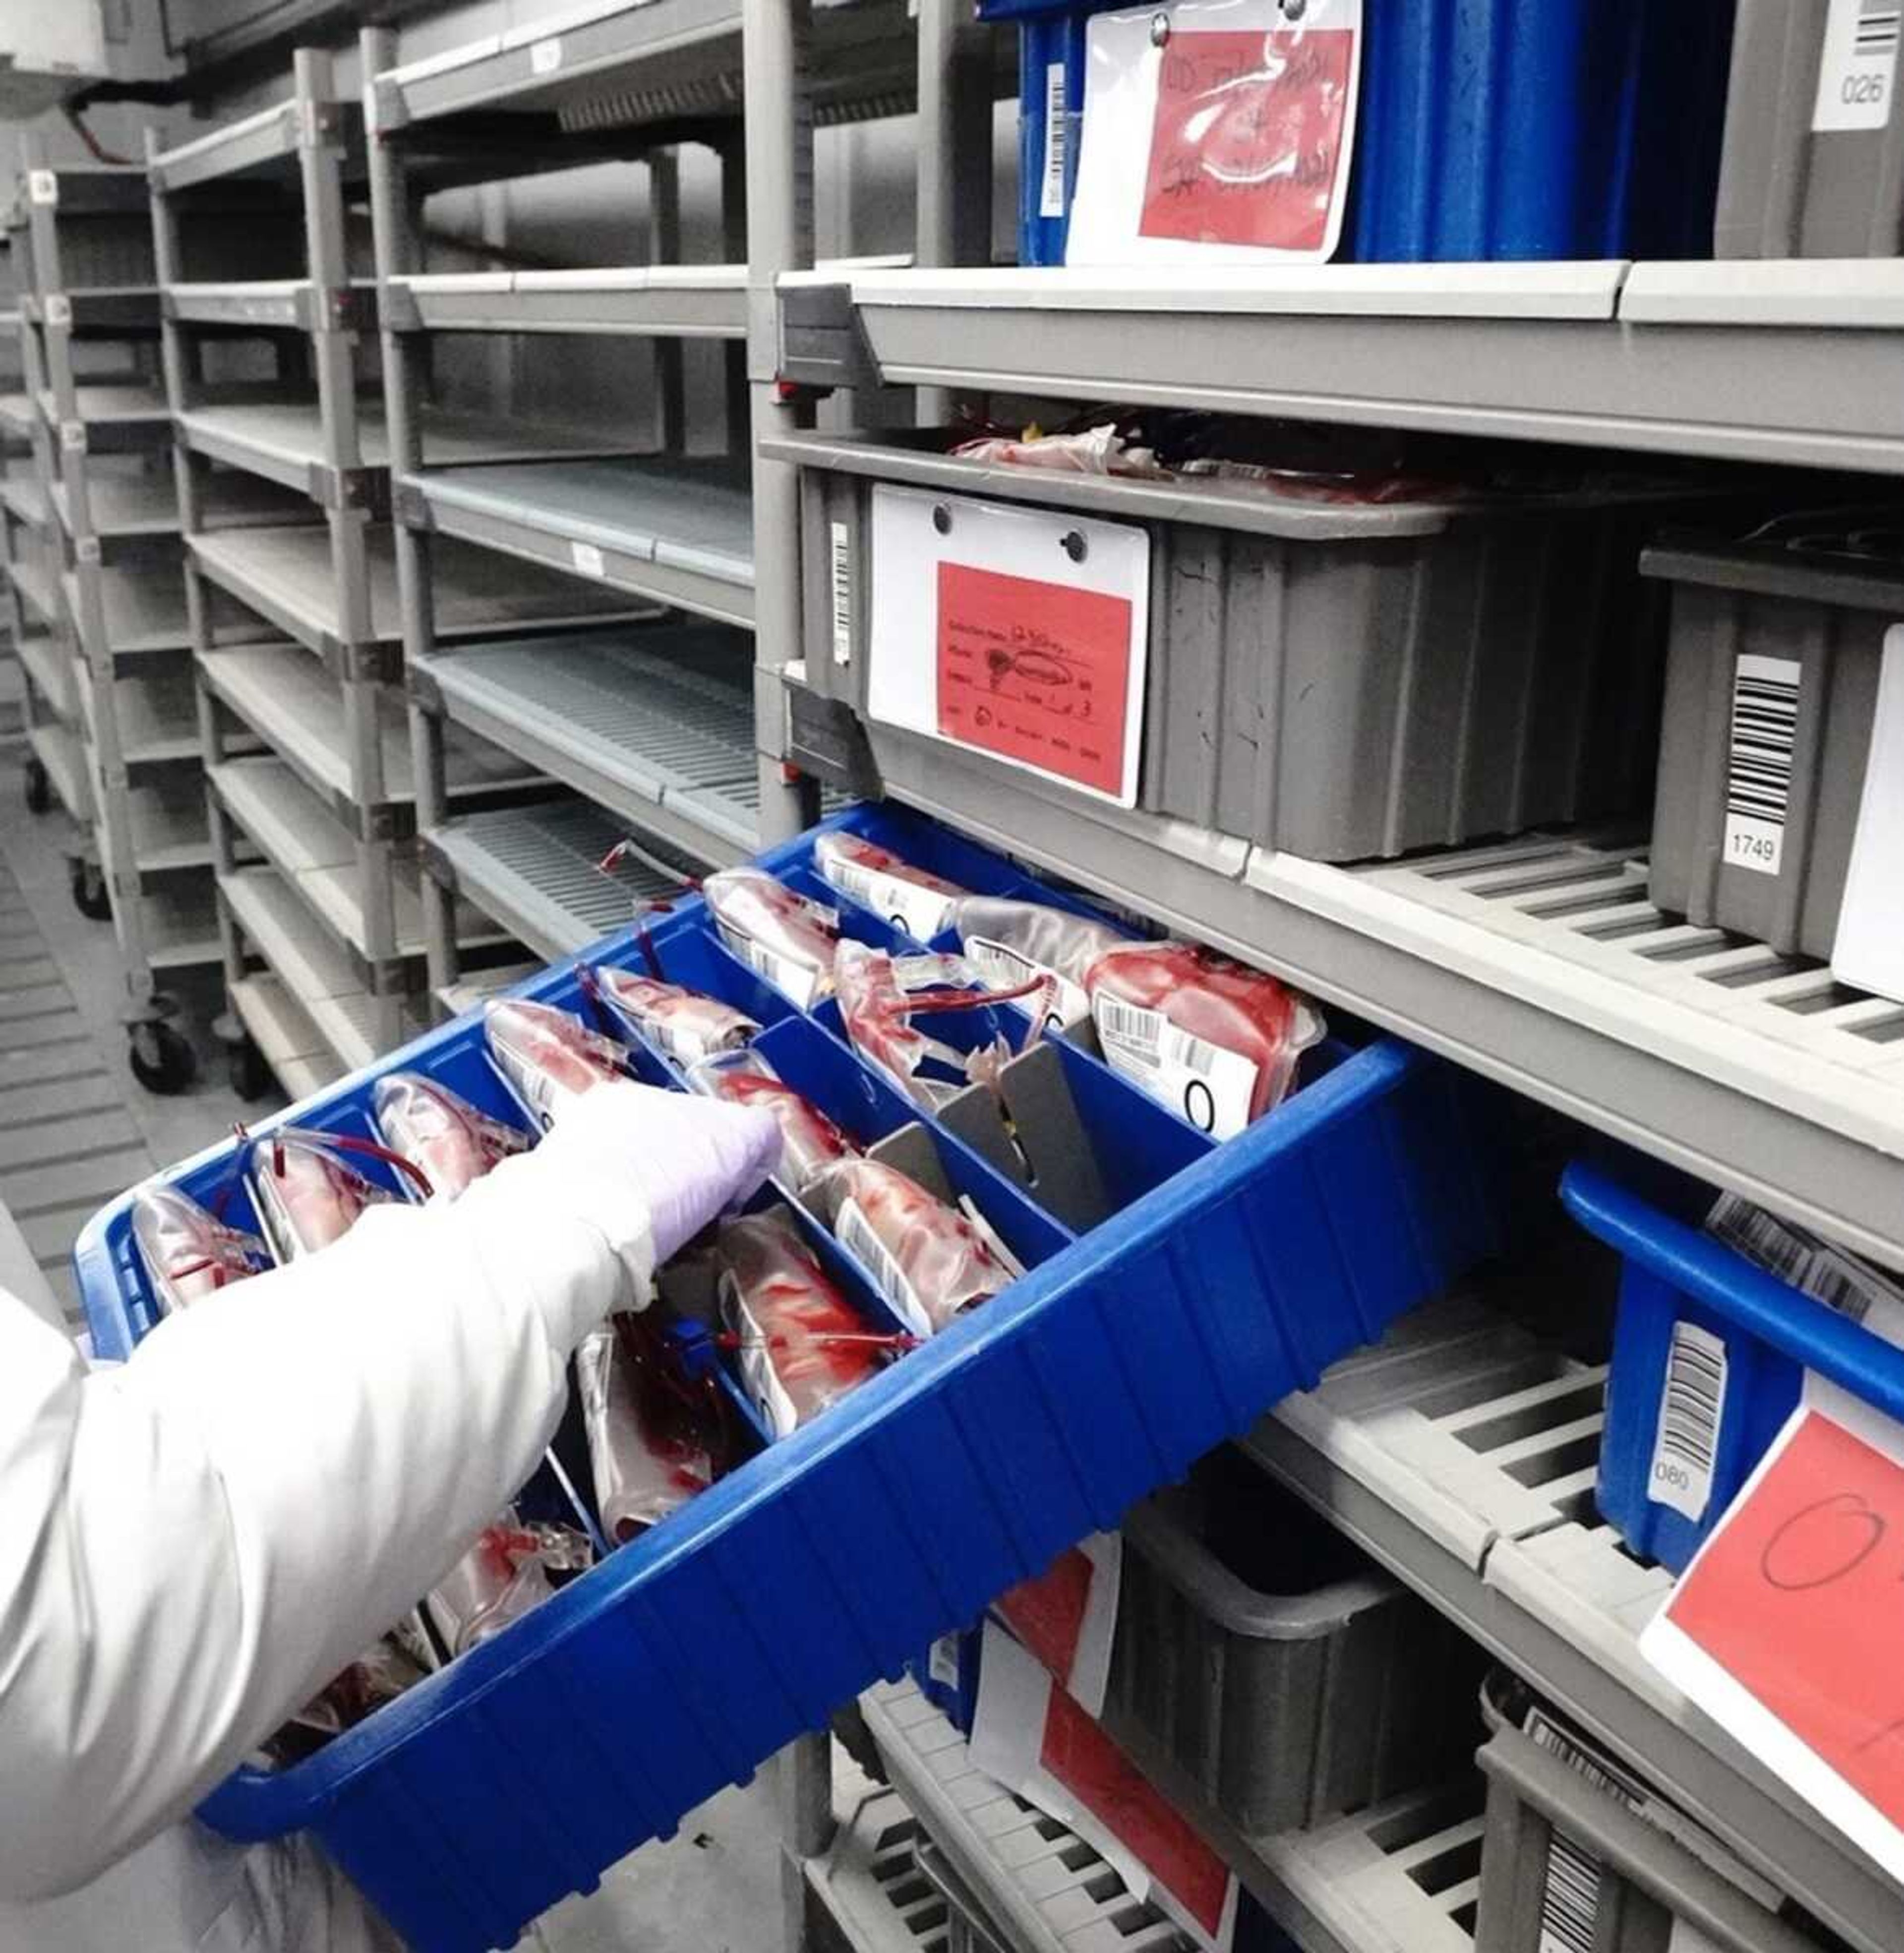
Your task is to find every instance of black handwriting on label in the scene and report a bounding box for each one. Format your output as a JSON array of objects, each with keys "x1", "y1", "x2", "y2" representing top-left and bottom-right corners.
[{"x1": 1757, "y1": 1490, "x2": 1888, "y2": 1592}]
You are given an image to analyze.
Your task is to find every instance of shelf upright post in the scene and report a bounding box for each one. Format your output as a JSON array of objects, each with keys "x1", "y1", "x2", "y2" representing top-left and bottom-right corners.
[
  {"x1": 297, "y1": 45, "x2": 403, "y2": 1049},
  {"x1": 914, "y1": 0, "x2": 994, "y2": 425},
  {"x1": 744, "y1": 0, "x2": 820, "y2": 848},
  {"x1": 720, "y1": 134, "x2": 750, "y2": 457},
  {"x1": 651, "y1": 150, "x2": 687, "y2": 454},
  {"x1": 363, "y1": 23, "x2": 459, "y2": 1011}
]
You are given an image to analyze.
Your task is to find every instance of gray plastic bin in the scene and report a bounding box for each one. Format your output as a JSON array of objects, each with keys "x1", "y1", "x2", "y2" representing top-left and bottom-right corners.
[
  {"x1": 1475, "y1": 1675, "x2": 1822, "y2": 1953},
  {"x1": 773, "y1": 432, "x2": 1674, "y2": 864},
  {"x1": 1643, "y1": 512, "x2": 1904, "y2": 959},
  {"x1": 1104, "y1": 1445, "x2": 1484, "y2": 1837},
  {"x1": 1716, "y1": 0, "x2": 1904, "y2": 257}
]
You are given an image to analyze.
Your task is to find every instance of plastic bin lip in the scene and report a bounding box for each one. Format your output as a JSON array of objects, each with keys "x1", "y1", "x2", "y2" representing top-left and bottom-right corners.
[
  {"x1": 1640, "y1": 530, "x2": 1904, "y2": 611},
  {"x1": 1559, "y1": 1160, "x2": 1904, "y2": 1429},
  {"x1": 1122, "y1": 1482, "x2": 1399, "y2": 1640}
]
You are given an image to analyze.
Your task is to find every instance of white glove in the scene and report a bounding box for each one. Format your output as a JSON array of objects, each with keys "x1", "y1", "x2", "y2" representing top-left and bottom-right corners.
[{"x1": 538, "y1": 1077, "x2": 783, "y2": 1269}]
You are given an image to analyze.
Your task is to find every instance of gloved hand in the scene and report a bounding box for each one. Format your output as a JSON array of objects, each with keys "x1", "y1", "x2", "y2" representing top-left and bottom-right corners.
[{"x1": 537, "y1": 1077, "x2": 782, "y2": 1267}]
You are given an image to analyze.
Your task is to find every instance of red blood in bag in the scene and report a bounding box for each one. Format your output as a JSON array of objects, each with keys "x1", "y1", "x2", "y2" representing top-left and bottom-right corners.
[
  {"x1": 594, "y1": 967, "x2": 759, "y2": 1066},
  {"x1": 704, "y1": 868, "x2": 839, "y2": 1001},
  {"x1": 716, "y1": 1213, "x2": 885, "y2": 1434},
  {"x1": 248, "y1": 1130, "x2": 393, "y2": 1263},
  {"x1": 697, "y1": 1061, "x2": 859, "y2": 1190},
  {"x1": 372, "y1": 1072, "x2": 526, "y2": 1202},
  {"x1": 578, "y1": 1311, "x2": 726, "y2": 1544},
  {"x1": 1084, "y1": 940, "x2": 1320, "y2": 1129},
  {"x1": 131, "y1": 1184, "x2": 265, "y2": 1315},
  {"x1": 819, "y1": 1157, "x2": 1008, "y2": 1334},
  {"x1": 484, "y1": 997, "x2": 626, "y2": 1128},
  {"x1": 812, "y1": 831, "x2": 968, "y2": 939}
]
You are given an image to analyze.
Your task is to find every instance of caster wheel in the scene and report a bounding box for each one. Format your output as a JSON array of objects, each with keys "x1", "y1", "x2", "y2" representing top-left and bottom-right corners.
[
  {"x1": 23, "y1": 756, "x2": 49, "y2": 815},
  {"x1": 128, "y1": 1018, "x2": 196, "y2": 1096},
  {"x1": 228, "y1": 1034, "x2": 272, "y2": 1103},
  {"x1": 70, "y1": 858, "x2": 112, "y2": 921}
]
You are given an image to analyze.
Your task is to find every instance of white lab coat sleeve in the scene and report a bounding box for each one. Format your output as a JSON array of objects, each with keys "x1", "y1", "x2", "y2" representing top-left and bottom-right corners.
[{"x1": 0, "y1": 1124, "x2": 654, "y2": 1906}]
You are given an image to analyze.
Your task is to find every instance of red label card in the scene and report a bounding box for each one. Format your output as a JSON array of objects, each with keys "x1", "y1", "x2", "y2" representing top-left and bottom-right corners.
[
  {"x1": 997, "y1": 1549, "x2": 1096, "y2": 1685},
  {"x1": 1664, "y1": 1411, "x2": 1904, "y2": 1822},
  {"x1": 1140, "y1": 30, "x2": 1355, "y2": 251},
  {"x1": 1039, "y1": 1687, "x2": 1232, "y2": 1941},
  {"x1": 936, "y1": 561, "x2": 1134, "y2": 799}
]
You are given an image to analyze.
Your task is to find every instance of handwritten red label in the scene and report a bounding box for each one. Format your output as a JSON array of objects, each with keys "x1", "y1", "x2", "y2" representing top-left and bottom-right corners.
[
  {"x1": 936, "y1": 561, "x2": 1133, "y2": 798},
  {"x1": 1665, "y1": 1411, "x2": 1904, "y2": 1820},
  {"x1": 997, "y1": 1548, "x2": 1096, "y2": 1683},
  {"x1": 1140, "y1": 30, "x2": 1354, "y2": 251},
  {"x1": 1039, "y1": 1688, "x2": 1232, "y2": 1940}
]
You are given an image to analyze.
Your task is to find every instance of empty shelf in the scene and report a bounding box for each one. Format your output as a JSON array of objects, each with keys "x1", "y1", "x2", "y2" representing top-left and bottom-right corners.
[
  {"x1": 410, "y1": 625, "x2": 760, "y2": 865},
  {"x1": 34, "y1": 381, "x2": 170, "y2": 427},
  {"x1": 190, "y1": 522, "x2": 640, "y2": 670},
  {"x1": 16, "y1": 635, "x2": 75, "y2": 724},
  {"x1": 1, "y1": 476, "x2": 48, "y2": 529},
  {"x1": 389, "y1": 265, "x2": 746, "y2": 337},
  {"x1": 220, "y1": 865, "x2": 422, "y2": 1073},
  {"x1": 424, "y1": 798, "x2": 689, "y2": 961},
  {"x1": 63, "y1": 564, "x2": 193, "y2": 658},
  {"x1": 135, "y1": 879, "x2": 225, "y2": 973},
  {"x1": 199, "y1": 641, "x2": 540, "y2": 826},
  {"x1": 150, "y1": 97, "x2": 312, "y2": 192},
  {"x1": 90, "y1": 670, "x2": 200, "y2": 768},
  {"x1": 176, "y1": 394, "x2": 645, "y2": 497},
  {"x1": 53, "y1": 467, "x2": 302, "y2": 539},
  {"x1": 124, "y1": 776, "x2": 214, "y2": 875},
  {"x1": 9, "y1": 554, "x2": 60, "y2": 627},
  {"x1": 211, "y1": 755, "x2": 507, "y2": 982},
  {"x1": 229, "y1": 971, "x2": 343, "y2": 1102},
  {"x1": 168, "y1": 279, "x2": 376, "y2": 331},
  {"x1": 25, "y1": 720, "x2": 89, "y2": 824},
  {"x1": 434, "y1": 961, "x2": 539, "y2": 1020},
  {"x1": 404, "y1": 455, "x2": 753, "y2": 628}
]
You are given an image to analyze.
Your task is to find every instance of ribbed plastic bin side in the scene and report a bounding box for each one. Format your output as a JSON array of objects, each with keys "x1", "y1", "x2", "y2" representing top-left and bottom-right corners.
[
  {"x1": 789, "y1": 434, "x2": 1668, "y2": 863},
  {"x1": 1562, "y1": 1160, "x2": 1904, "y2": 1574},
  {"x1": 1346, "y1": 0, "x2": 1735, "y2": 262},
  {"x1": 1643, "y1": 523, "x2": 1902, "y2": 960},
  {"x1": 1107, "y1": 1446, "x2": 1485, "y2": 1834},
  {"x1": 1716, "y1": 0, "x2": 1904, "y2": 257},
  {"x1": 74, "y1": 802, "x2": 1509, "y2": 1953},
  {"x1": 1475, "y1": 1688, "x2": 1819, "y2": 1953}
]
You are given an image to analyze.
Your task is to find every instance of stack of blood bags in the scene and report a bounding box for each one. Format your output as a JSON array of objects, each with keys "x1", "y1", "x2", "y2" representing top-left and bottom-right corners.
[
  {"x1": 372, "y1": 1072, "x2": 526, "y2": 1201},
  {"x1": 1083, "y1": 941, "x2": 1323, "y2": 1137},
  {"x1": 484, "y1": 997, "x2": 626, "y2": 1128},
  {"x1": 949, "y1": 893, "x2": 1127, "y2": 1028},
  {"x1": 131, "y1": 1184, "x2": 266, "y2": 1315},
  {"x1": 423, "y1": 1511, "x2": 592, "y2": 1659},
  {"x1": 714, "y1": 1213, "x2": 888, "y2": 1435},
  {"x1": 812, "y1": 830, "x2": 968, "y2": 942},
  {"x1": 833, "y1": 940, "x2": 1016, "y2": 1112},
  {"x1": 246, "y1": 1130, "x2": 395, "y2": 1263},
  {"x1": 592, "y1": 967, "x2": 758, "y2": 1066},
  {"x1": 815, "y1": 1157, "x2": 1010, "y2": 1335},
  {"x1": 577, "y1": 1310, "x2": 727, "y2": 1543},
  {"x1": 688, "y1": 1049, "x2": 859, "y2": 1191},
  {"x1": 703, "y1": 868, "x2": 839, "y2": 1005}
]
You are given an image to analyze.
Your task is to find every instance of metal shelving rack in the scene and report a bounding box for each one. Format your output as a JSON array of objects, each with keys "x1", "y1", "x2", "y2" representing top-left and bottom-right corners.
[
  {"x1": 9, "y1": 144, "x2": 245, "y2": 1092},
  {"x1": 752, "y1": 7, "x2": 1904, "y2": 1953},
  {"x1": 359, "y1": 0, "x2": 917, "y2": 1009},
  {"x1": 148, "y1": 48, "x2": 647, "y2": 1099}
]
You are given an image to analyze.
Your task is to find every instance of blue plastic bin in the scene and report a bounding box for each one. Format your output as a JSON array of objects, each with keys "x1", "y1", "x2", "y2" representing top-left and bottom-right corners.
[
  {"x1": 996, "y1": 0, "x2": 1733, "y2": 266},
  {"x1": 78, "y1": 801, "x2": 1507, "y2": 1953},
  {"x1": 1562, "y1": 1160, "x2": 1904, "y2": 1574},
  {"x1": 1346, "y1": 0, "x2": 1734, "y2": 262}
]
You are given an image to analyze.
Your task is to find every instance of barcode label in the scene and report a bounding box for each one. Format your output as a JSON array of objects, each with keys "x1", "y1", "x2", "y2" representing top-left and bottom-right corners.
[
  {"x1": 720, "y1": 1273, "x2": 800, "y2": 1438},
  {"x1": 571, "y1": 540, "x2": 606, "y2": 578},
  {"x1": 27, "y1": 170, "x2": 56, "y2": 206},
  {"x1": 835, "y1": 1197, "x2": 933, "y2": 1338},
  {"x1": 1723, "y1": 653, "x2": 1801, "y2": 876},
  {"x1": 1815, "y1": 0, "x2": 1899, "y2": 129},
  {"x1": 530, "y1": 35, "x2": 563, "y2": 74},
  {"x1": 1707, "y1": 1190, "x2": 1904, "y2": 1354},
  {"x1": 966, "y1": 936, "x2": 1087, "y2": 1028},
  {"x1": 1039, "y1": 63, "x2": 1069, "y2": 218},
  {"x1": 1091, "y1": 992, "x2": 1260, "y2": 1139},
  {"x1": 1537, "y1": 1830, "x2": 1602, "y2": 1953},
  {"x1": 1648, "y1": 1320, "x2": 1728, "y2": 1521},
  {"x1": 1528, "y1": 1711, "x2": 1647, "y2": 1812},
  {"x1": 819, "y1": 854, "x2": 956, "y2": 942},
  {"x1": 829, "y1": 521, "x2": 852, "y2": 666},
  {"x1": 715, "y1": 920, "x2": 826, "y2": 1009}
]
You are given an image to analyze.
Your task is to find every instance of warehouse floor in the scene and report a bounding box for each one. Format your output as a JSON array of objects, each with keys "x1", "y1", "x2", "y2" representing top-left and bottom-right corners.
[{"x1": 0, "y1": 757, "x2": 787, "y2": 1952}]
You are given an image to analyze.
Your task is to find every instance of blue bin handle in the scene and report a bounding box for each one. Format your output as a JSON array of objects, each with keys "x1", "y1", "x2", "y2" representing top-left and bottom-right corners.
[{"x1": 1559, "y1": 1161, "x2": 1904, "y2": 1432}]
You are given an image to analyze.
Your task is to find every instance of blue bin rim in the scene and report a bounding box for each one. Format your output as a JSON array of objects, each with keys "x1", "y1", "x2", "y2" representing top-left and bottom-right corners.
[{"x1": 1559, "y1": 1160, "x2": 1904, "y2": 1430}]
